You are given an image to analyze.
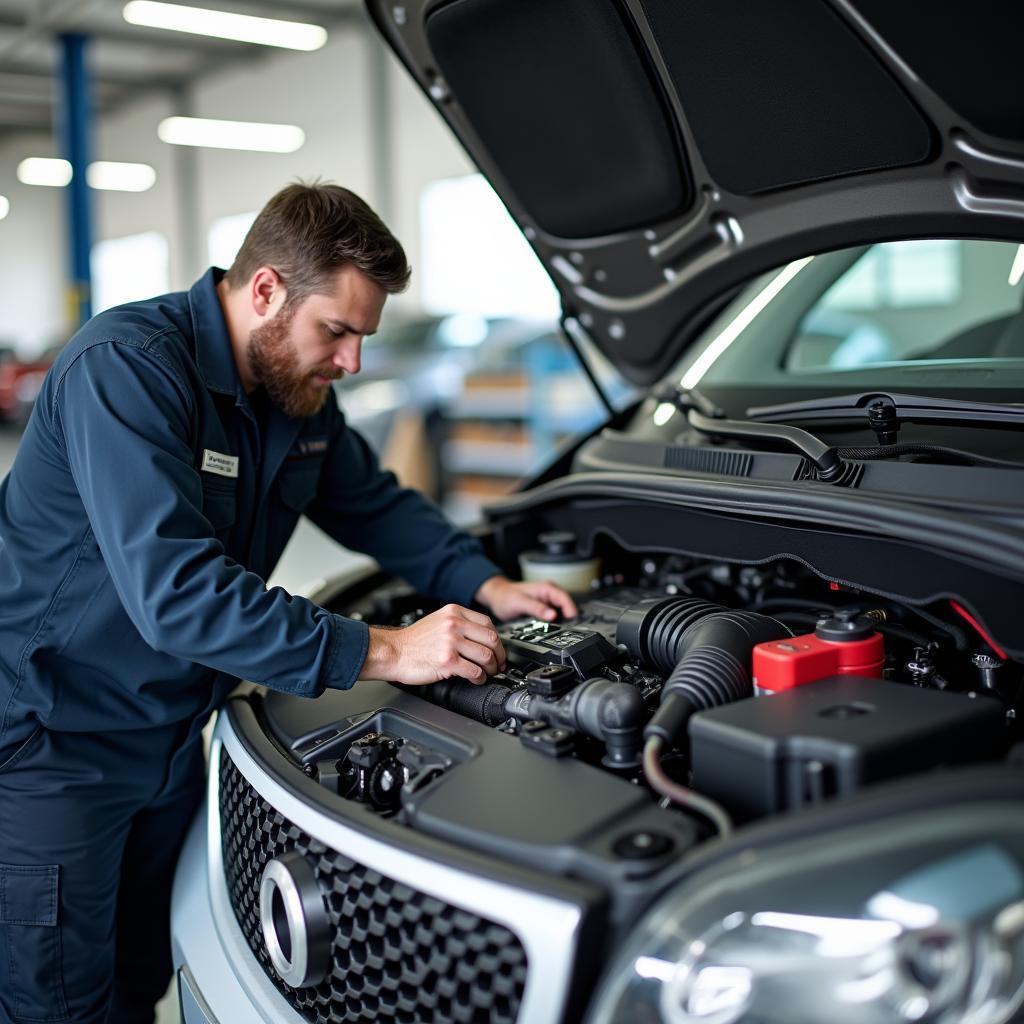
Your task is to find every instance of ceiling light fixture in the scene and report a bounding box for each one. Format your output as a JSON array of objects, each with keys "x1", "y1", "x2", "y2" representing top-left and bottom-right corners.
[
  {"x1": 157, "y1": 116, "x2": 305, "y2": 153},
  {"x1": 122, "y1": 1, "x2": 327, "y2": 51},
  {"x1": 17, "y1": 157, "x2": 157, "y2": 192},
  {"x1": 0, "y1": 196, "x2": 9, "y2": 220},
  {"x1": 87, "y1": 161, "x2": 157, "y2": 192},
  {"x1": 17, "y1": 157, "x2": 73, "y2": 187}
]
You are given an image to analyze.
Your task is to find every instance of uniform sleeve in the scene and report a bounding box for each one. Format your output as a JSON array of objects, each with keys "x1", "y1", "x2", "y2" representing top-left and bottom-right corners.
[
  {"x1": 54, "y1": 339, "x2": 368, "y2": 695},
  {"x1": 307, "y1": 406, "x2": 502, "y2": 606}
]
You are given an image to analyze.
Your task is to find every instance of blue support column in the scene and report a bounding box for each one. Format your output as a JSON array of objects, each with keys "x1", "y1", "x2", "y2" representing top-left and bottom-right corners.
[{"x1": 58, "y1": 33, "x2": 94, "y2": 327}]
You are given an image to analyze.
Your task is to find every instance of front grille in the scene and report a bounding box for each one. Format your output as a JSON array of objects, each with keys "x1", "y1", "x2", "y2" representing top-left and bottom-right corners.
[{"x1": 218, "y1": 748, "x2": 529, "y2": 1023}]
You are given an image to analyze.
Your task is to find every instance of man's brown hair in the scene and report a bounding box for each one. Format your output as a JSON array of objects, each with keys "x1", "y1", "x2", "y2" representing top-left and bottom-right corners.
[{"x1": 225, "y1": 181, "x2": 411, "y2": 305}]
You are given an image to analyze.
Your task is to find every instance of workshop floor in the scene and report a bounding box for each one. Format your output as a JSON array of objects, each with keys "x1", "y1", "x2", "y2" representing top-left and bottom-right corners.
[{"x1": 0, "y1": 427, "x2": 370, "y2": 1024}]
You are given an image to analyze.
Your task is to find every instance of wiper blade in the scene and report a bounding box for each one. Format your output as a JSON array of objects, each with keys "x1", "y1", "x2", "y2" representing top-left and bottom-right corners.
[{"x1": 747, "y1": 391, "x2": 1024, "y2": 444}]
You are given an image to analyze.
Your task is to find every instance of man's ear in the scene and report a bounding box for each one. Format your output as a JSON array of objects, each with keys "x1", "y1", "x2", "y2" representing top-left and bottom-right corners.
[{"x1": 251, "y1": 266, "x2": 285, "y2": 317}]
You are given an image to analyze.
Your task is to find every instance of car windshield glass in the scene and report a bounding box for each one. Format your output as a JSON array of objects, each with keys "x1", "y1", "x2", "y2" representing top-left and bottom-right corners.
[{"x1": 672, "y1": 239, "x2": 1024, "y2": 395}]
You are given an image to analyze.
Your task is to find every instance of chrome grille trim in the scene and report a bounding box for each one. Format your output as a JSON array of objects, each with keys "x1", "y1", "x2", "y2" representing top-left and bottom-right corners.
[{"x1": 208, "y1": 710, "x2": 583, "y2": 1023}]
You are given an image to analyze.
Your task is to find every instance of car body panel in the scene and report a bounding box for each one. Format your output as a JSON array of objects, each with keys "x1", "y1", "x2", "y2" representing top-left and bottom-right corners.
[{"x1": 367, "y1": 0, "x2": 1024, "y2": 384}]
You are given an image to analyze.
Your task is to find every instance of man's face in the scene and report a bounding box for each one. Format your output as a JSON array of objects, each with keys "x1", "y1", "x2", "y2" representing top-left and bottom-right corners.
[{"x1": 247, "y1": 264, "x2": 386, "y2": 418}]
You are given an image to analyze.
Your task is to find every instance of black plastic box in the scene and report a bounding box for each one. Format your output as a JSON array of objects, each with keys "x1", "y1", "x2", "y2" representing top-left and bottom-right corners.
[{"x1": 689, "y1": 676, "x2": 1006, "y2": 821}]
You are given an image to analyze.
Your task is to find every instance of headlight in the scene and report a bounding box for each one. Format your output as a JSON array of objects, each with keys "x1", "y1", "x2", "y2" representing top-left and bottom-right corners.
[{"x1": 588, "y1": 802, "x2": 1024, "y2": 1024}]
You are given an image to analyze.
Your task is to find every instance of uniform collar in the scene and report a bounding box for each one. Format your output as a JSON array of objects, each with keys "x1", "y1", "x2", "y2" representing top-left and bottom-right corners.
[{"x1": 188, "y1": 267, "x2": 244, "y2": 398}]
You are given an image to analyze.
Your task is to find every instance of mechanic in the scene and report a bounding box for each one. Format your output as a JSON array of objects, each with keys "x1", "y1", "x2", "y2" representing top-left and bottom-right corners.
[{"x1": 0, "y1": 182, "x2": 577, "y2": 1024}]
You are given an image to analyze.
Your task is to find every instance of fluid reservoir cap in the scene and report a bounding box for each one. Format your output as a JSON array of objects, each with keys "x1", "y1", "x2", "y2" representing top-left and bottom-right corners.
[
  {"x1": 520, "y1": 532, "x2": 600, "y2": 591},
  {"x1": 523, "y1": 531, "x2": 581, "y2": 563},
  {"x1": 815, "y1": 608, "x2": 874, "y2": 642}
]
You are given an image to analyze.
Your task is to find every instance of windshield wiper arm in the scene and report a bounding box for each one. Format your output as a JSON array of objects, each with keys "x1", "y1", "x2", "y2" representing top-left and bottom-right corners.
[
  {"x1": 686, "y1": 408, "x2": 855, "y2": 484},
  {"x1": 747, "y1": 391, "x2": 1024, "y2": 445}
]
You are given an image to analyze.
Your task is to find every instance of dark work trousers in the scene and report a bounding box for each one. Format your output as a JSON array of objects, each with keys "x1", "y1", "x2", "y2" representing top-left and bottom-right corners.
[{"x1": 0, "y1": 718, "x2": 207, "y2": 1024}]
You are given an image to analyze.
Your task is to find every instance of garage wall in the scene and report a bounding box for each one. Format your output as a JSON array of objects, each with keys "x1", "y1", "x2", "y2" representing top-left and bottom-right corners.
[
  {"x1": 191, "y1": 30, "x2": 375, "y2": 274},
  {"x1": 387, "y1": 50, "x2": 475, "y2": 308},
  {"x1": 0, "y1": 131, "x2": 68, "y2": 357},
  {"x1": 0, "y1": 26, "x2": 474, "y2": 355}
]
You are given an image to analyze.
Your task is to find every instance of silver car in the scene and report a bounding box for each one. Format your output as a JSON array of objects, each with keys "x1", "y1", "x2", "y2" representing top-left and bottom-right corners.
[{"x1": 172, "y1": 2, "x2": 1024, "y2": 1022}]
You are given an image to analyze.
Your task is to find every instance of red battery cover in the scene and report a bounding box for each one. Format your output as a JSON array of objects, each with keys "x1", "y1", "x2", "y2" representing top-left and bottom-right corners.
[{"x1": 752, "y1": 630, "x2": 885, "y2": 694}]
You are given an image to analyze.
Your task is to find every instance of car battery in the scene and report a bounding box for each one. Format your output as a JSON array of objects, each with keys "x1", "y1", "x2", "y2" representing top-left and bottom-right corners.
[{"x1": 689, "y1": 676, "x2": 1006, "y2": 821}]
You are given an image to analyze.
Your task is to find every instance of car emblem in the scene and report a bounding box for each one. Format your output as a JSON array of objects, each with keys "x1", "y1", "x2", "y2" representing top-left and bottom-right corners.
[{"x1": 259, "y1": 850, "x2": 331, "y2": 988}]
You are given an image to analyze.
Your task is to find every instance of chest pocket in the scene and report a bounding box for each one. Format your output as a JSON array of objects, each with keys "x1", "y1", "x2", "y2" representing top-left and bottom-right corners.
[
  {"x1": 200, "y1": 475, "x2": 237, "y2": 531},
  {"x1": 277, "y1": 459, "x2": 323, "y2": 513}
]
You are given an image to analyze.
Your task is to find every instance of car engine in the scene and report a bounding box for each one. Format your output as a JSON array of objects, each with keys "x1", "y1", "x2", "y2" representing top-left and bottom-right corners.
[{"x1": 265, "y1": 538, "x2": 1019, "y2": 846}]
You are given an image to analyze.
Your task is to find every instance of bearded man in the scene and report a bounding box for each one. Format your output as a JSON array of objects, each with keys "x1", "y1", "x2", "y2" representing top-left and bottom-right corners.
[{"x1": 0, "y1": 182, "x2": 575, "y2": 1024}]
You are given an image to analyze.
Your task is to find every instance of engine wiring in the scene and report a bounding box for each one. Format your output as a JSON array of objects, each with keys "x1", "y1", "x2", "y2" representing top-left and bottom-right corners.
[
  {"x1": 642, "y1": 735, "x2": 733, "y2": 839},
  {"x1": 950, "y1": 599, "x2": 1008, "y2": 660}
]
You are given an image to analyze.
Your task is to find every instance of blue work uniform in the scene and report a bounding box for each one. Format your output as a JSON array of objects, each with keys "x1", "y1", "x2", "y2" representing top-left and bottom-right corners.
[{"x1": 0, "y1": 268, "x2": 501, "y2": 1023}]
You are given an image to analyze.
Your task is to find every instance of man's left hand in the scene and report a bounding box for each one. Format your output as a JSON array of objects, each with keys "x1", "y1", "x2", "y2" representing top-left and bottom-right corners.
[{"x1": 474, "y1": 575, "x2": 578, "y2": 622}]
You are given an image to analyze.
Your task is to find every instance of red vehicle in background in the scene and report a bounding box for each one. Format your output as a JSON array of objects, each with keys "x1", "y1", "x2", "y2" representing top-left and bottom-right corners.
[{"x1": 0, "y1": 347, "x2": 59, "y2": 426}]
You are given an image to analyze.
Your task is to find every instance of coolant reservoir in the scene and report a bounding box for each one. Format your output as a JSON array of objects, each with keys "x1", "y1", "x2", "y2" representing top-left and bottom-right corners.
[
  {"x1": 518, "y1": 531, "x2": 600, "y2": 592},
  {"x1": 753, "y1": 609, "x2": 885, "y2": 695}
]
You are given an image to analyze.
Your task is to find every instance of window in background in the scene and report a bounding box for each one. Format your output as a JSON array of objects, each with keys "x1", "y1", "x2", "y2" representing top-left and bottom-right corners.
[
  {"x1": 91, "y1": 231, "x2": 170, "y2": 313},
  {"x1": 821, "y1": 239, "x2": 961, "y2": 310},
  {"x1": 786, "y1": 239, "x2": 1018, "y2": 371},
  {"x1": 419, "y1": 174, "x2": 559, "y2": 319},
  {"x1": 208, "y1": 211, "x2": 257, "y2": 270}
]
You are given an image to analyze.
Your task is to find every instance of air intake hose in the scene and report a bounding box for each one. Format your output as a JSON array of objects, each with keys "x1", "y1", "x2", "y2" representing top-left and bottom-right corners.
[
  {"x1": 616, "y1": 597, "x2": 722, "y2": 673},
  {"x1": 618, "y1": 597, "x2": 790, "y2": 740},
  {"x1": 414, "y1": 679, "x2": 512, "y2": 727},
  {"x1": 643, "y1": 608, "x2": 792, "y2": 744}
]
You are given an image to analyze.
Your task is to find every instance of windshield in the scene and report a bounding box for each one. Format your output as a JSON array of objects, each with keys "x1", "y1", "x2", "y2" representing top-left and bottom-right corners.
[{"x1": 673, "y1": 239, "x2": 1024, "y2": 400}]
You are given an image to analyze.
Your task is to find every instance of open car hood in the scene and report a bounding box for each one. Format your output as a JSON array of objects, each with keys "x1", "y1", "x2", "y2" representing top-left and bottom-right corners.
[{"x1": 367, "y1": 0, "x2": 1024, "y2": 385}]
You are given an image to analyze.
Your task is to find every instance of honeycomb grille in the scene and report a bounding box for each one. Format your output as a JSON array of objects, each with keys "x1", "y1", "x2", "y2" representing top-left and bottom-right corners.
[{"x1": 218, "y1": 748, "x2": 529, "y2": 1023}]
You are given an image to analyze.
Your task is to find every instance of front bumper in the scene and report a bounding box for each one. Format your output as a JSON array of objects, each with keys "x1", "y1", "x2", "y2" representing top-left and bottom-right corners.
[
  {"x1": 170, "y1": 745, "x2": 299, "y2": 1023},
  {"x1": 171, "y1": 704, "x2": 586, "y2": 1024}
]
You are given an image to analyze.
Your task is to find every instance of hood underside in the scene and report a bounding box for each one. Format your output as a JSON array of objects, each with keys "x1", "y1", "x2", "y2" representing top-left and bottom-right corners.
[{"x1": 368, "y1": 0, "x2": 1024, "y2": 384}]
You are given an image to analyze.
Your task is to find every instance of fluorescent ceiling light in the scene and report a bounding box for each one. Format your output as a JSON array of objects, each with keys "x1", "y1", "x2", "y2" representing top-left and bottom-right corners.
[
  {"x1": 123, "y1": 1, "x2": 327, "y2": 51},
  {"x1": 86, "y1": 161, "x2": 157, "y2": 192},
  {"x1": 18, "y1": 157, "x2": 157, "y2": 191},
  {"x1": 17, "y1": 157, "x2": 72, "y2": 187},
  {"x1": 0, "y1": 196, "x2": 9, "y2": 220},
  {"x1": 157, "y1": 116, "x2": 305, "y2": 153}
]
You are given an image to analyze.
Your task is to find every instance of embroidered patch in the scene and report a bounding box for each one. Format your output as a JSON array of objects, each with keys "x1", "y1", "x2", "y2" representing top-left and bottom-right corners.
[{"x1": 201, "y1": 449, "x2": 239, "y2": 478}]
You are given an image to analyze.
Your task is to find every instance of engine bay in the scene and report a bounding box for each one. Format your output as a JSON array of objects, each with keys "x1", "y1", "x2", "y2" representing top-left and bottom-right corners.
[{"x1": 270, "y1": 539, "x2": 1020, "y2": 850}]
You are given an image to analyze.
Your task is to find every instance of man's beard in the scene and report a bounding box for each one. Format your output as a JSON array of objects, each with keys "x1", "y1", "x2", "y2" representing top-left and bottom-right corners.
[{"x1": 247, "y1": 307, "x2": 342, "y2": 419}]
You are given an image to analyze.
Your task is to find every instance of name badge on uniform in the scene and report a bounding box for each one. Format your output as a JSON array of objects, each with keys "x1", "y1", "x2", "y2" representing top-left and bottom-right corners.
[
  {"x1": 201, "y1": 449, "x2": 239, "y2": 478},
  {"x1": 298, "y1": 437, "x2": 328, "y2": 456}
]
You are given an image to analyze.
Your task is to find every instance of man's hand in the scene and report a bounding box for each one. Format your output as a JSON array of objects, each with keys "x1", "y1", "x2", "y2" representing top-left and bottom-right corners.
[
  {"x1": 474, "y1": 575, "x2": 578, "y2": 623},
  {"x1": 362, "y1": 604, "x2": 505, "y2": 685}
]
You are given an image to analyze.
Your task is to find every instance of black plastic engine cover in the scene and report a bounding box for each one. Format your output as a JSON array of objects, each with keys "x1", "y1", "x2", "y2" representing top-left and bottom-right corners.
[
  {"x1": 260, "y1": 683, "x2": 699, "y2": 918},
  {"x1": 689, "y1": 675, "x2": 1007, "y2": 821}
]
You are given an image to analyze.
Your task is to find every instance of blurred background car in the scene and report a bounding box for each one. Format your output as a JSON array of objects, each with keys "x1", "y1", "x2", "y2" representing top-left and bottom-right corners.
[{"x1": 0, "y1": 344, "x2": 60, "y2": 426}]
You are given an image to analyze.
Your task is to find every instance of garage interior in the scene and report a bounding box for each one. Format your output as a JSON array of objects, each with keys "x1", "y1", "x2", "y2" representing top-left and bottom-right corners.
[
  {"x1": 0, "y1": 2, "x2": 608, "y2": 1020},
  {"x1": 3, "y1": 4, "x2": 1023, "y2": 1024},
  {"x1": 0, "y1": 0, "x2": 609, "y2": 583}
]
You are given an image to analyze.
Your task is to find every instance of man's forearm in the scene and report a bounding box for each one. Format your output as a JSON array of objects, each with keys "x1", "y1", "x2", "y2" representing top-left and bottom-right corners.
[{"x1": 361, "y1": 625, "x2": 400, "y2": 680}]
